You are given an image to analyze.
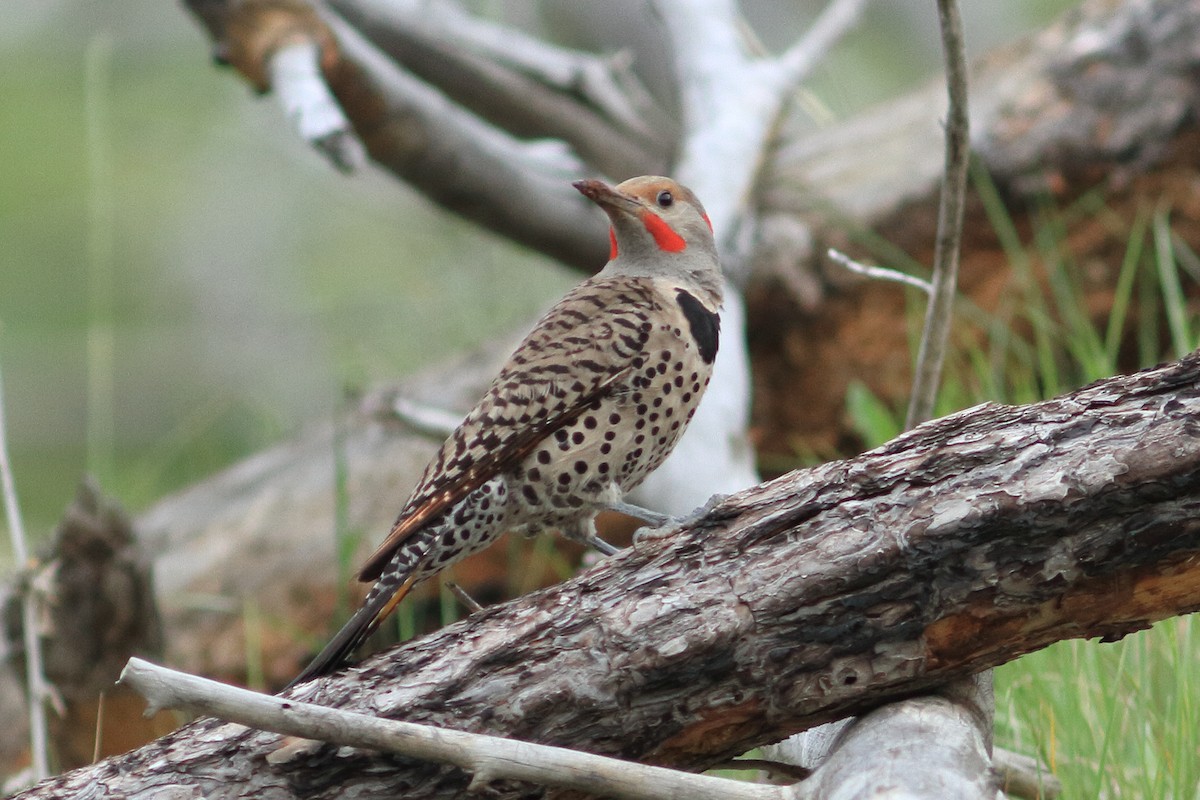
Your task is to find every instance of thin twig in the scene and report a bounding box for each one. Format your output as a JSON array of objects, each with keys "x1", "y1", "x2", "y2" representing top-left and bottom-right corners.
[
  {"x1": 0, "y1": 358, "x2": 51, "y2": 780},
  {"x1": 995, "y1": 746, "x2": 1063, "y2": 800},
  {"x1": 827, "y1": 248, "x2": 933, "y2": 294},
  {"x1": 119, "y1": 658, "x2": 796, "y2": 800},
  {"x1": 444, "y1": 581, "x2": 484, "y2": 613},
  {"x1": 778, "y1": 0, "x2": 872, "y2": 87},
  {"x1": 92, "y1": 691, "x2": 106, "y2": 764},
  {"x1": 380, "y1": 395, "x2": 462, "y2": 439},
  {"x1": 904, "y1": 0, "x2": 970, "y2": 429},
  {"x1": 711, "y1": 758, "x2": 812, "y2": 782}
]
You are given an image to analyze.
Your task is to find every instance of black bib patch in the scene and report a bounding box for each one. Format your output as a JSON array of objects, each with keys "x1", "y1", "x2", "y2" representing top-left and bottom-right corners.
[{"x1": 675, "y1": 289, "x2": 720, "y2": 364}]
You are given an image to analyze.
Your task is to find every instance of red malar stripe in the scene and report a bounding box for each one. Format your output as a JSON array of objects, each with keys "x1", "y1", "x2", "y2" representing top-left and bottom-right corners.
[
  {"x1": 639, "y1": 211, "x2": 686, "y2": 252},
  {"x1": 608, "y1": 227, "x2": 619, "y2": 260}
]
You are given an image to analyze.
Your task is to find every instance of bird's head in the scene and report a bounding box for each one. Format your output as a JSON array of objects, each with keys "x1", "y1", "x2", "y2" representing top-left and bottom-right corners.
[{"x1": 573, "y1": 176, "x2": 718, "y2": 273}]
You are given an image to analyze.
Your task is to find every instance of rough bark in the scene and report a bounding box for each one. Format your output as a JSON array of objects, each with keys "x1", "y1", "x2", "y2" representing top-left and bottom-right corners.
[{"x1": 14, "y1": 351, "x2": 1200, "y2": 799}]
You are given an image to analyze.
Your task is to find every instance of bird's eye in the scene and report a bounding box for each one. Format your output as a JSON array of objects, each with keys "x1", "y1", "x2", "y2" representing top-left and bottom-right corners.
[{"x1": 656, "y1": 190, "x2": 674, "y2": 208}]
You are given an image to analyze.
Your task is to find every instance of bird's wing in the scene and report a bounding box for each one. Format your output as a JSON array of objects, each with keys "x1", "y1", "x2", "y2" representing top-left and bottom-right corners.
[{"x1": 356, "y1": 277, "x2": 659, "y2": 581}]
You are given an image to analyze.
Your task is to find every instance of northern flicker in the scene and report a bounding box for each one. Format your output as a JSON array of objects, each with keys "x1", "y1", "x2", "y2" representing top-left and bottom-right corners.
[{"x1": 290, "y1": 175, "x2": 722, "y2": 686}]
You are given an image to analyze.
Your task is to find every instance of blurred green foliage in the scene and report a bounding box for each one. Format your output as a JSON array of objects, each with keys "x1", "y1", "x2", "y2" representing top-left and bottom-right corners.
[{"x1": 0, "y1": 0, "x2": 574, "y2": 535}]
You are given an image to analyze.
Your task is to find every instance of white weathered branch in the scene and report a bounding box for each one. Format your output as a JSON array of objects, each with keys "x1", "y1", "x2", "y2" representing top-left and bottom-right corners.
[
  {"x1": 268, "y1": 40, "x2": 365, "y2": 172},
  {"x1": 119, "y1": 658, "x2": 794, "y2": 800},
  {"x1": 827, "y1": 248, "x2": 933, "y2": 294},
  {"x1": 328, "y1": 0, "x2": 675, "y2": 177},
  {"x1": 777, "y1": 0, "x2": 872, "y2": 88},
  {"x1": 657, "y1": 0, "x2": 780, "y2": 260}
]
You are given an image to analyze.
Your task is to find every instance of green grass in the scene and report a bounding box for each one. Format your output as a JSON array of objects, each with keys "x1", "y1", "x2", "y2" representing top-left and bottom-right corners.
[
  {"x1": 996, "y1": 618, "x2": 1200, "y2": 799},
  {"x1": 847, "y1": 168, "x2": 1200, "y2": 797}
]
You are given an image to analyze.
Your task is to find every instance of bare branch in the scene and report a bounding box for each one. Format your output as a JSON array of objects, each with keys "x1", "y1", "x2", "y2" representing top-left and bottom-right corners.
[
  {"x1": 184, "y1": 0, "x2": 613, "y2": 271},
  {"x1": 118, "y1": 658, "x2": 794, "y2": 800},
  {"x1": 443, "y1": 582, "x2": 483, "y2": 614},
  {"x1": 327, "y1": 0, "x2": 675, "y2": 179},
  {"x1": 318, "y1": 13, "x2": 609, "y2": 270},
  {"x1": 777, "y1": 0, "x2": 872, "y2": 87},
  {"x1": 0, "y1": 361, "x2": 49, "y2": 780},
  {"x1": 827, "y1": 248, "x2": 932, "y2": 294},
  {"x1": 368, "y1": 393, "x2": 461, "y2": 440},
  {"x1": 657, "y1": 0, "x2": 779, "y2": 249},
  {"x1": 268, "y1": 41, "x2": 365, "y2": 172},
  {"x1": 905, "y1": 0, "x2": 969, "y2": 429}
]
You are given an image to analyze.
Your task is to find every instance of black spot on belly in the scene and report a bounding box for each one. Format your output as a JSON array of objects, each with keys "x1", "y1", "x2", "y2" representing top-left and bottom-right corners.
[{"x1": 675, "y1": 289, "x2": 719, "y2": 364}]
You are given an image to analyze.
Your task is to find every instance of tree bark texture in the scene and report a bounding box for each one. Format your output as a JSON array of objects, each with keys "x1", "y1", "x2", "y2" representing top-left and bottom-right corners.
[{"x1": 15, "y1": 351, "x2": 1200, "y2": 799}]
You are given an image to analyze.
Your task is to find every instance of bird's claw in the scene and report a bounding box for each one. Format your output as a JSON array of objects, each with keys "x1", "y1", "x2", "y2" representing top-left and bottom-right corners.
[
  {"x1": 631, "y1": 493, "x2": 728, "y2": 545},
  {"x1": 632, "y1": 519, "x2": 683, "y2": 544}
]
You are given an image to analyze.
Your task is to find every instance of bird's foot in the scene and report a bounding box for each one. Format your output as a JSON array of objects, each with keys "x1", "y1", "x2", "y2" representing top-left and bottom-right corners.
[
  {"x1": 559, "y1": 521, "x2": 622, "y2": 558},
  {"x1": 631, "y1": 494, "x2": 728, "y2": 545}
]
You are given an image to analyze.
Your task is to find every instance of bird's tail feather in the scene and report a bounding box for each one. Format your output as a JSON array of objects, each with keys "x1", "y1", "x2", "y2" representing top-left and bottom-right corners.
[{"x1": 285, "y1": 569, "x2": 423, "y2": 690}]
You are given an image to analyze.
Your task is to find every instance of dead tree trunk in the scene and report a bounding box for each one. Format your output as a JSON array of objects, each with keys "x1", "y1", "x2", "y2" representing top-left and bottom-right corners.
[{"x1": 14, "y1": 351, "x2": 1200, "y2": 799}]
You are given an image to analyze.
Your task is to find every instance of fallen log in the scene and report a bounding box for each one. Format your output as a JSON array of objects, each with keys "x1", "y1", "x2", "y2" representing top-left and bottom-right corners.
[{"x1": 14, "y1": 351, "x2": 1200, "y2": 799}]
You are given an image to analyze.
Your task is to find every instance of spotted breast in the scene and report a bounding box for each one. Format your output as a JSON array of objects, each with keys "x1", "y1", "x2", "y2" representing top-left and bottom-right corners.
[{"x1": 289, "y1": 175, "x2": 722, "y2": 686}]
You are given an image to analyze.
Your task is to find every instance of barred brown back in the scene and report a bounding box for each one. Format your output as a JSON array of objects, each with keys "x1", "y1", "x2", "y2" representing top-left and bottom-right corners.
[{"x1": 290, "y1": 175, "x2": 723, "y2": 686}]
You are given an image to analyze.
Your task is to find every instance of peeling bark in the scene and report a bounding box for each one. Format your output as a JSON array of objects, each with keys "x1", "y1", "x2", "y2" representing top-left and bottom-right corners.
[{"x1": 14, "y1": 352, "x2": 1200, "y2": 799}]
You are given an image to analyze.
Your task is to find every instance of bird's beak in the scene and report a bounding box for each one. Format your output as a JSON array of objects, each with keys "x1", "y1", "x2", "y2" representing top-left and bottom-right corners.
[{"x1": 573, "y1": 179, "x2": 642, "y2": 217}]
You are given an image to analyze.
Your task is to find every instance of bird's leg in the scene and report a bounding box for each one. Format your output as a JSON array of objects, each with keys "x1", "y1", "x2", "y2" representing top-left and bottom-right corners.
[
  {"x1": 562, "y1": 516, "x2": 622, "y2": 556},
  {"x1": 603, "y1": 500, "x2": 673, "y2": 528},
  {"x1": 631, "y1": 493, "x2": 730, "y2": 544},
  {"x1": 586, "y1": 535, "x2": 621, "y2": 556}
]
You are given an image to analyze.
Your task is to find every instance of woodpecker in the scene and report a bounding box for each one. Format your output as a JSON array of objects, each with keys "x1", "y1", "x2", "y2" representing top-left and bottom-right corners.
[{"x1": 291, "y1": 176, "x2": 722, "y2": 685}]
